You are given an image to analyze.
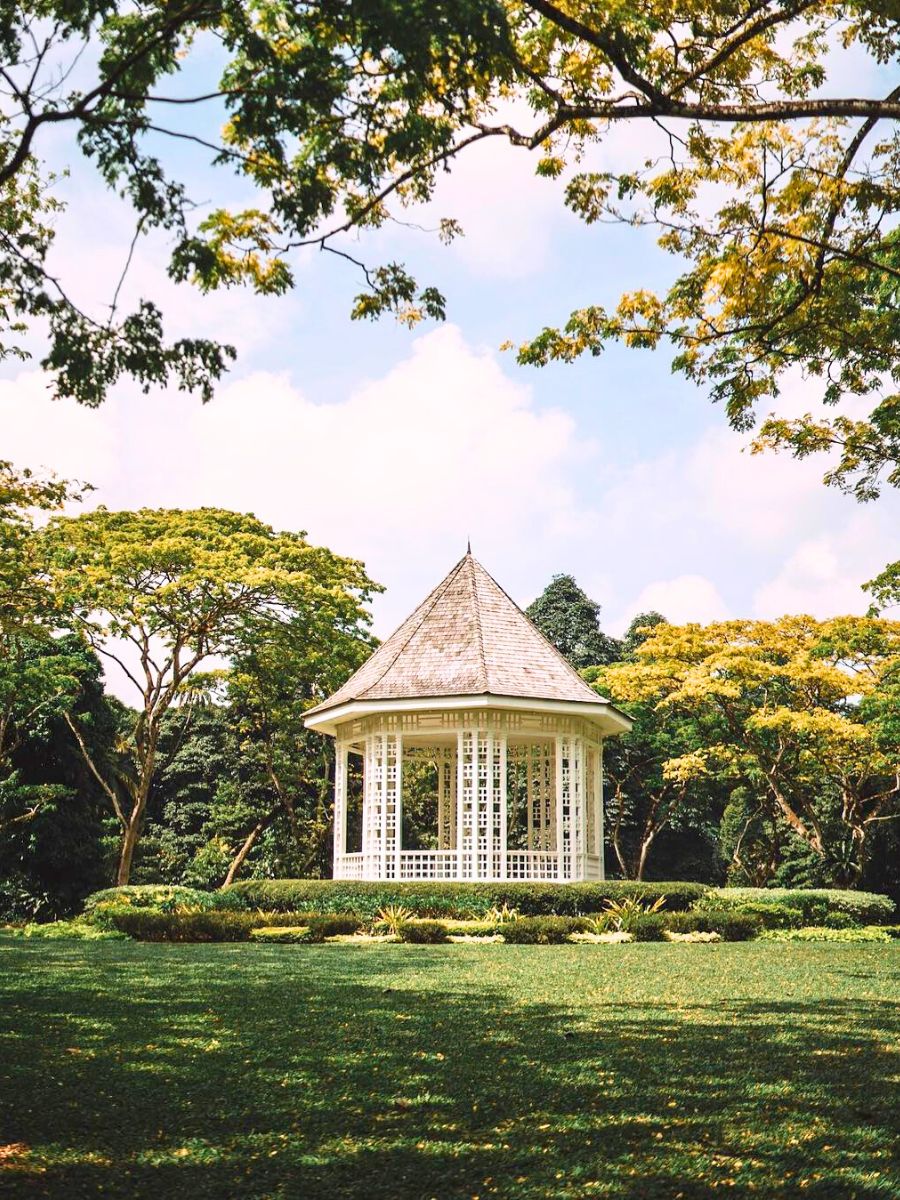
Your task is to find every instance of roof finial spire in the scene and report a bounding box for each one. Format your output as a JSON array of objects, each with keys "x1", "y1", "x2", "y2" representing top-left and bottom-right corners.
[{"x1": 466, "y1": 537, "x2": 472, "y2": 555}]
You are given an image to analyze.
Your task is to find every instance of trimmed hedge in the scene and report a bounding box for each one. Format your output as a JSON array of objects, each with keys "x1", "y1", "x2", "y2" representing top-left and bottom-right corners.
[
  {"x1": 665, "y1": 911, "x2": 760, "y2": 942},
  {"x1": 99, "y1": 907, "x2": 264, "y2": 942},
  {"x1": 83, "y1": 885, "x2": 245, "y2": 914},
  {"x1": 397, "y1": 920, "x2": 450, "y2": 944},
  {"x1": 225, "y1": 880, "x2": 708, "y2": 918},
  {"x1": 632, "y1": 914, "x2": 667, "y2": 942},
  {"x1": 501, "y1": 917, "x2": 593, "y2": 944},
  {"x1": 702, "y1": 888, "x2": 895, "y2": 925},
  {"x1": 249, "y1": 927, "x2": 310, "y2": 944},
  {"x1": 305, "y1": 915, "x2": 364, "y2": 942},
  {"x1": 761, "y1": 926, "x2": 892, "y2": 943}
]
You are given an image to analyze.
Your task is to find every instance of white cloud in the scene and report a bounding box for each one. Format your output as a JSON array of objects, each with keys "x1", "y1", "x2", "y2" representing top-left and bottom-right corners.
[
  {"x1": 629, "y1": 574, "x2": 730, "y2": 625},
  {"x1": 753, "y1": 516, "x2": 891, "y2": 619},
  {"x1": 0, "y1": 325, "x2": 600, "y2": 638}
]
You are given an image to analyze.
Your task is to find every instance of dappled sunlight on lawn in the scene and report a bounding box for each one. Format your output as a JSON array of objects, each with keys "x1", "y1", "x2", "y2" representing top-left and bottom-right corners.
[{"x1": 0, "y1": 940, "x2": 898, "y2": 1199}]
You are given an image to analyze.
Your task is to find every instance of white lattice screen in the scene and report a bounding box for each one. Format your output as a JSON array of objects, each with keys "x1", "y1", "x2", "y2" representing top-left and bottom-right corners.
[{"x1": 333, "y1": 714, "x2": 604, "y2": 882}]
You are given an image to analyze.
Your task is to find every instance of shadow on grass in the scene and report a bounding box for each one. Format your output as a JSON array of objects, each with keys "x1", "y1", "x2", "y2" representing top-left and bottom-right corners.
[{"x1": 0, "y1": 941, "x2": 897, "y2": 1199}]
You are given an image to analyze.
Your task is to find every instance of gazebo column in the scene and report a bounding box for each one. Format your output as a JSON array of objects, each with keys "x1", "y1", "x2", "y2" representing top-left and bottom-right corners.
[
  {"x1": 555, "y1": 734, "x2": 586, "y2": 881},
  {"x1": 436, "y1": 746, "x2": 457, "y2": 850},
  {"x1": 362, "y1": 731, "x2": 402, "y2": 879},
  {"x1": 333, "y1": 740, "x2": 348, "y2": 875},
  {"x1": 457, "y1": 728, "x2": 506, "y2": 880}
]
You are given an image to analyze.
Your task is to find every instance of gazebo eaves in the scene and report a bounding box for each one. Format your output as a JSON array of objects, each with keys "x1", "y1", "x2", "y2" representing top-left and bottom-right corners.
[{"x1": 303, "y1": 691, "x2": 633, "y2": 738}]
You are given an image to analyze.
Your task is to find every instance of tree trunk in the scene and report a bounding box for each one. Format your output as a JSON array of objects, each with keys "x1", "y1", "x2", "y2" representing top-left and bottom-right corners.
[
  {"x1": 116, "y1": 809, "x2": 143, "y2": 886},
  {"x1": 222, "y1": 808, "x2": 277, "y2": 887},
  {"x1": 115, "y1": 733, "x2": 158, "y2": 886}
]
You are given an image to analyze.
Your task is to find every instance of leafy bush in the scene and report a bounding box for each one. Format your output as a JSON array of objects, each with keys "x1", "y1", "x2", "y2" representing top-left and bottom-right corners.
[
  {"x1": 693, "y1": 897, "x2": 804, "y2": 930},
  {"x1": 760, "y1": 926, "x2": 892, "y2": 943},
  {"x1": 226, "y1": 880, "x2": 707, "y2": 918},
  {"x1": 501, "y1": 917, "x2": 592, "y2": 944},
  {"x1": 397, "y1": 921, "x2": 450, "y2": 944},
  {"x1": 1, "y1": 920, "x2": 127, "y2": 941},
  {"x1": 632, "y1": 914, "x2": 667, "y2": 942},
  {"x1": 101, "y1": 907, "x2": 267, "y2": 942},
  {"x1": 305, "y1": 915, "x2": 363, "y2": 942},
  {"x1": 704, "y1": 888, "x2": 894, "y2": 925},
  {"x1": 665, "y1": 911, "x2": 759, "y2": 942},
  {"x1": 83, "y1": 885, "x2": 246, "y2": 915},
  {"x1": 249, "y1": 927, "x2": 310, "y2": 944},
  {"x1": 444, "y1": 920, "x2": 501, "y2": 938},
  {"x1": 601, "y1": 895, "x2": 667, "y2": 934}
]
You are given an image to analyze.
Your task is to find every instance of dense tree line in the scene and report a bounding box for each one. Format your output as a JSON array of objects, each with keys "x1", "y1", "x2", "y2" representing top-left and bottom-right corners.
[
  {"x1": 530, "y1": 575, "x2": 900, "y2": 896},
  {"x1": 2, "y1": 464, "x2": 898, "y2": 917}
]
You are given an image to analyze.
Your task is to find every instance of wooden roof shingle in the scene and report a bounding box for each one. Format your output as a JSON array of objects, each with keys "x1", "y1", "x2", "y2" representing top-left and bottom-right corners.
[{"x1": 306, "y1": 551, "x2": 612, "y2": 715}]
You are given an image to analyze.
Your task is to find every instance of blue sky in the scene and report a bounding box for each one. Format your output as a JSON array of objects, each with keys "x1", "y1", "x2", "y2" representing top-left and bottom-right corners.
[{"x1": 2, "y1": 39, "x2": 898, "y2": 689}]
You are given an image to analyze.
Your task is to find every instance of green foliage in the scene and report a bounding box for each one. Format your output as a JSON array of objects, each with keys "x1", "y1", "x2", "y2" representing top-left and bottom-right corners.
[
  {"x1": 631, "y1": 914, "x2": 668, "y2": 942},
  {"x1": 761, "y1": 926, "x2": 892, "y2": 943},
  {"x1": 397, "y1": 920, "x2": 450, "y2": 944},
  {"x1": 2, "y1": 919, "x2": 126, "y2": 941},
  {"x1": 305, "y1": 915, "x2": 364, "y2": 943},
  {"x1": 249, "y1": 927, "x2": 311, "y2": 944},
  {"x1": 99, "y1": 906, "x2": 267, "y2": 942},
  {"x1": 84, "y1": 885, "x2": 244, "y2": 915},
  {"x1": 664, "y1": 912, "x2": 760, "y2": 942},
  {"x1": 226, "y1": 879, "x2": 708, "y2": 918},
  {"x1": 500, "y1": 917, "x2": 592, "y2": 944},
  {"x1": 44, "y1": 506, "x2": 378, "y2": 886},
  {"x1": 372, "y1": 905, "x2": 415, "y2": 935},
  {"x1": 693, "y1": 897, "x2": 805, "y2": 931},
  {"x1": 525, "y1": 574, "x2": 619, "y2": 668},
  {"x1": 705, "y1": 888, "x2": 895, "y2": 925},
  {"x1": 602, "y1": 894, "x2": 667, "y2": 933}
]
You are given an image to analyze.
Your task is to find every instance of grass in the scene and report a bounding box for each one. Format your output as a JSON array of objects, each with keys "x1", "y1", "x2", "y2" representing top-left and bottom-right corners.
[{"x1": 1, "y1": 939, "x2": 898, "y2": 1199}]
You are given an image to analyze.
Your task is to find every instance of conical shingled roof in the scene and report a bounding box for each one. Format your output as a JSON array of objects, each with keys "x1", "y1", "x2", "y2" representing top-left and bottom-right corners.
[{"x1": 306, "y1": 551, "x2": 612, "y2": 715}]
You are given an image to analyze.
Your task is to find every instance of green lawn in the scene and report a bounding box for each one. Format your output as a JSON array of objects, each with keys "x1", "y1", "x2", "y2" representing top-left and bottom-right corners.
[{"x1": 1, "y1": 939, "x2": 898, "y2": 1199}]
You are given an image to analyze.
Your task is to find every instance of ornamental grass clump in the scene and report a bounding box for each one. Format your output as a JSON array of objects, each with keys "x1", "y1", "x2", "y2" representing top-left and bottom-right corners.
[{"x1": 372, "y1": 905, "x2": 414, "y2": 937}]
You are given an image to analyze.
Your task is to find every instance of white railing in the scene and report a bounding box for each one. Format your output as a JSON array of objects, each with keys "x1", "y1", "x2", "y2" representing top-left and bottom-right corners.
[{"x1": 334, "y1": 849, "x2": 572, "y2": 881}]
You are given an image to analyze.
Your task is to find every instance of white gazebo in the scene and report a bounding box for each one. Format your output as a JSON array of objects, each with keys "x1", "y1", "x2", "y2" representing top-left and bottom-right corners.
[{"x1": 304, "y1": 551, "x2": 631, "y2": 882}]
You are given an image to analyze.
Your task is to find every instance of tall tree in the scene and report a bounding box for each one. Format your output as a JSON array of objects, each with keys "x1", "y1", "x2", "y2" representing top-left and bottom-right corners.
[
  {"x1": 0, "y1": 461, "x2": 90, "y2": 832},
  {"x1": 0, "y1": 635, "x2": 121, "y2": 919},
  {"x1": 605, "y1": 615, "x2": 900, "y2": 884},
  {"x1": 527, "y1": 573, "x2": 619, "y2": 668},
  {"x1": 220, "y1": 610, "x2": 374, "y2": 885},
  {"x1": 2, "y1": 0, "x2": 899, "y2": 495},
  {"x1": 43, "y1": 507, "x2": 378, "y2": 884}
]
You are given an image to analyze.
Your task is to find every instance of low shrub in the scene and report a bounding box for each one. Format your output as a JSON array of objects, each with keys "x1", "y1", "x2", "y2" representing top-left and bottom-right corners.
[
  {"x1": 1, "y1": 919, "x2": 127, "y2": 941},
  {"x1": 665, "y1": 930, "x2": 721, "y2": 943},
  {"x1": 693, "y1": 897, "x2": 804, "y2": 930},
  {"x1": 443, "y1": 920, "x2": 501, "y2": 938},
  {"x1": 664, "y1": 911, "x2": 760, "y2": 941},
  {"x1": 632, "y1": 914, "x2": 667, "y2": 942},
  {"x1": 760, "y1": 926, "x2": 891, "y2": 943},
  {"x1": 249, "y1": 927, "x2": 310, "y2": 944},
  {"x1": 305, "y1": 915, "x2": 364, "y2": 942},
  {"x1": 226, "y1": 880, "x2": 707, "y2": 918},
  {"x1": 101, "y1": 907, "x2": 266, "y2": 942},
  {"x1": 83, "y1": 885, "x2": 244, "y2": 915},
  {"x1": 397, "y1": 920, "x2": 450, "y2": 944},
  {"x1": 501, "y1": 917, "x2": 592, "y2": 944},
  {"x1": 703, "y1": 888, "x2": 894, "y2": 925}
]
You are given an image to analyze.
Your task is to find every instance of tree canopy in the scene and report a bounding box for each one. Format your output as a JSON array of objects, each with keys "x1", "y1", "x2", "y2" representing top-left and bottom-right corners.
[
  {"x1": 602, "y1": 614, "x2": 900, "y2": 884},
  {"x1": 3, "y1": 1, "x2": 899, "y2": 504},
  {"x1": 43, "y1": 505, "x2": 379, "y2": 884},
  {"x1": 526, "y1": 573, "x2": 619, "y2": 668}
]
